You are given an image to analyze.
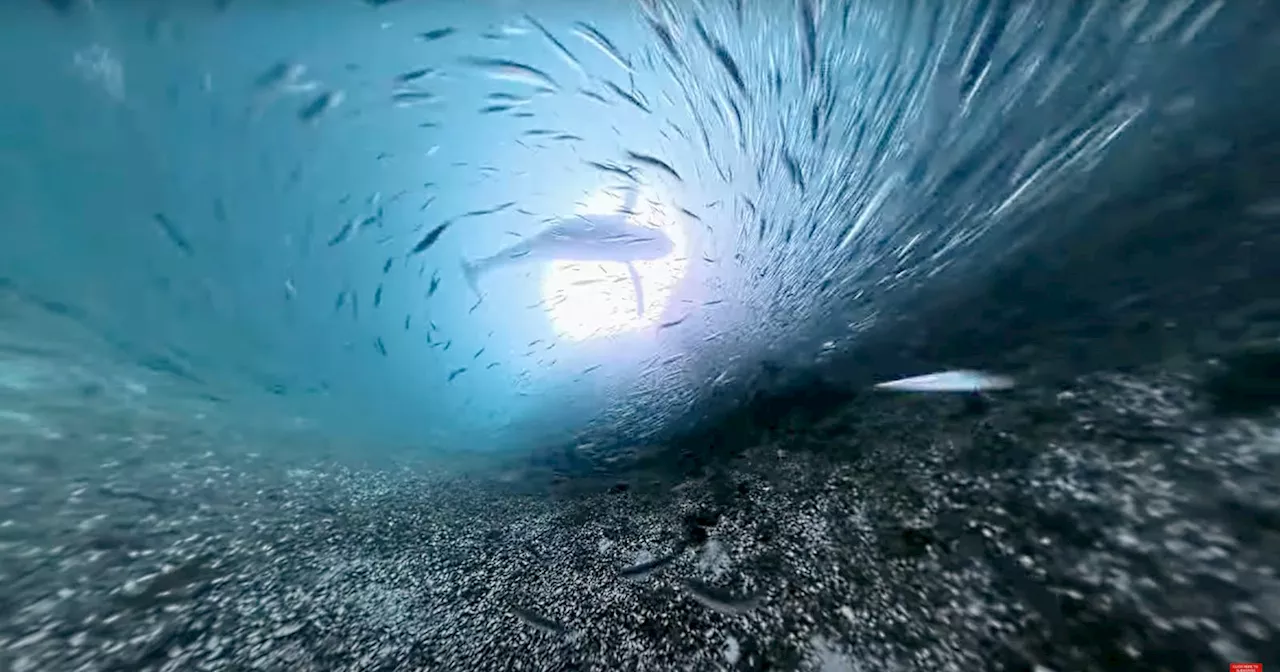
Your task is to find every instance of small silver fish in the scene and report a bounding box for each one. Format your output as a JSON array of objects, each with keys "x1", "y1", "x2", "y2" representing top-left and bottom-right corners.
[
  {"x1": 391, "y1": 88, "x2": 440, "y2": 107},
  {"x1": 681, "y1": 579, "x2": 760, "y2": 615},
  {"x1": 510, "y1": 605, "x2": 565, "y2": 635},
  {"x1": 571, "y1": 22, "x2": 632, "y2": 72},
  {"x1": 461, "y1": 57, "x2": 559, "y2": 90},
  {"x1": 872, "y1": 370, "x2": 1014, "y2": 393},
  {"x1": 298, "y1": 90, "x2": 344, "y2": 124},
  {"x1": 618, "y1": 551, "x2": 680, "y2": 581}
]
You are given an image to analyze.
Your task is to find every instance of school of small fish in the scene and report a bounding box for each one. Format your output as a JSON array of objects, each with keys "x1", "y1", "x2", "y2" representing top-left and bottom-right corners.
[
  {"x1": 90, "y1": 0, "x2": 1235, "y2": 476},
  {"x1": 209, "y1": 1, "x2": 1198, "y2": 386},
  {"x1": 193, "y1": 0, "x2": 1215, "y2": 401}
]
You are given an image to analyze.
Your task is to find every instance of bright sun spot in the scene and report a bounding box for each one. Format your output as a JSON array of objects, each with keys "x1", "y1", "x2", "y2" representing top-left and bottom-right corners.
[{"x1": 541, "y1": 187, "x2": 688, "y2": 341}]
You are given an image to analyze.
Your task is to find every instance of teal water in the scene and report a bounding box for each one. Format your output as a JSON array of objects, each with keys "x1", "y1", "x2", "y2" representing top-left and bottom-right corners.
[{"x1": 0, "y1": 0, "x2": 1269, "y2": 459}]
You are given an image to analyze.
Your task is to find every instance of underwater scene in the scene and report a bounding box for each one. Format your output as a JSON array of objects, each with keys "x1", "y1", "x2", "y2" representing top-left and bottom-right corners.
[{"x1": 2, "y1": 0, "x2": 1279, "y2": 669}]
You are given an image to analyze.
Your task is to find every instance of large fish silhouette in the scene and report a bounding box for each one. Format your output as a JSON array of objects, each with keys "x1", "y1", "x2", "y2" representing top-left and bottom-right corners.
[{"x1": 462, "y1": 189, "x2": 674, "y2": 317}]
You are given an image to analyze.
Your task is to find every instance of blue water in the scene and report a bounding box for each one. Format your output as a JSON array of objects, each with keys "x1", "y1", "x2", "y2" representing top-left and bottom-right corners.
[{"x1": 0, "y1": 0, "x2": 1267, "y2": 460}]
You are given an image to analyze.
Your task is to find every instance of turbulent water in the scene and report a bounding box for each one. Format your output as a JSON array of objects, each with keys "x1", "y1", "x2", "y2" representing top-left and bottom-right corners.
[{"x1": 2, "y1": 0, "x2": 1280, "y2": 670}]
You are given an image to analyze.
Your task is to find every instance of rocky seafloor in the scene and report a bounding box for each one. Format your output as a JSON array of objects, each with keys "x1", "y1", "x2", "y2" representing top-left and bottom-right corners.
[{"x1": 2, "y1": 347, "x2": 1278, "y2": 671}]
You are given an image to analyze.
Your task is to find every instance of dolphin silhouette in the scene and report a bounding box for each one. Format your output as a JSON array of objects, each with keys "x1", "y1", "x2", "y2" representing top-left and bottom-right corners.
[{"x1": 462, "y1": 189, "x2": 674, "y2": 317}]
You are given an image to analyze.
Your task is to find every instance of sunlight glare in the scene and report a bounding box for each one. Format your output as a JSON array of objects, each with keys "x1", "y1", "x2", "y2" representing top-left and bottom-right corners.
[{"x1": 541, "y1": 187, "x2": 688, "y2": 341}]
